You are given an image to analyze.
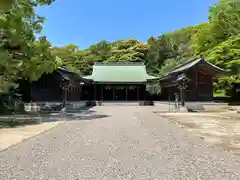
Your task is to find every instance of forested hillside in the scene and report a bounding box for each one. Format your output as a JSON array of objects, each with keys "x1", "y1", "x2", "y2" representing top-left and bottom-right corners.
[{"x1": 1, "y1": 0, "x2": 240, "y2": 100}]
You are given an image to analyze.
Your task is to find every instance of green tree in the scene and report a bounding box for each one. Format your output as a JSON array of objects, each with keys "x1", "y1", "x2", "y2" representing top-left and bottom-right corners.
[
  {"x1": 147, "y1": 27, "x2": 194, "y2": 74},
  {"x1": 51, "y1": 44, "x2": 79, "y2": 71},
  {"x1": 0, "y1": 0, "x2": 56, "y2": 93},
  {"x1": 190, "y1": 23, "x2": 215, "y2": 55},
  {"x1": 88, "y1": 40, "x2": 112, "y2": 61},
  {"x1": 209, "y1": 0, "x2": 240, "y2": 39},
  {"x1": 108, "y1": 39, "x2": 148, "y2": 62},
  {"x1": 0, "y1": 0, "x2": 15, "y2": 12},
  {"x1": 205, "y1": 36, "x2": 240, "y2": 98}
]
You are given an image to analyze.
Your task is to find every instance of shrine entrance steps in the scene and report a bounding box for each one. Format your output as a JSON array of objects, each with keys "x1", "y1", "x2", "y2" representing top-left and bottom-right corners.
[
  {"x1": 95, "y1": 101, "x2": 155, "y2": 106},
  {"x1": 96, "y1": 101, "x2": 141, "y2": 106}
]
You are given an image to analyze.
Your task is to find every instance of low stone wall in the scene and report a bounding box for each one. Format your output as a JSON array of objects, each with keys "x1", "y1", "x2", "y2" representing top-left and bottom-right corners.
[
  {"x1": 65, "y1": 101, "x2": 88, "y2": 112},
  {"x1": 24, "y1": 101, "x2": 88, "y2": 113}
]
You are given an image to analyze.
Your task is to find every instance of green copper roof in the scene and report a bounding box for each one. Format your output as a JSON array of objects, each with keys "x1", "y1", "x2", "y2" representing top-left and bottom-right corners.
[{"x1": 83, "y1": 62, "x2": 159, "y2": 83}]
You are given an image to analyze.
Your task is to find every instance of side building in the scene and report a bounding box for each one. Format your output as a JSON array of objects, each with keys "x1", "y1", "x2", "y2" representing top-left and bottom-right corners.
[
  {"x1": 19, "y1": 67, "x2": 91, "y2": 102},
  {"x1": 159, "y1": 56, "x2": 226, "y2": 101}
]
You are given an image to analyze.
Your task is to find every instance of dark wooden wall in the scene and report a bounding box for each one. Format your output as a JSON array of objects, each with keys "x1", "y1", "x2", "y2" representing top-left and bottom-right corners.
[
  {"x1": 31, "y1": 71, "x2": 63, "y2": 102},
  {"x1": 94, "y1": 84, "x2": 146, "y2": 101},
  {"x1": 186, "y1": 68, "x2": 213, "y2": 101},
  {"x1": 160, "y1": 67, "x2": 214, "y2": 101},
  {"x1": 19, "y1": 70, "x2": 88, "y2": 102}
]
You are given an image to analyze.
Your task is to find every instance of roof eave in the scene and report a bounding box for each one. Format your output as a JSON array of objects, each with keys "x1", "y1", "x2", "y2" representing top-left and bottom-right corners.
[
  {"x1": 93, "y1": 81, "x2": 147, "y2": 84},
  {"x1": 204, "y1": 60, "x2": 226, "y2": 74}
]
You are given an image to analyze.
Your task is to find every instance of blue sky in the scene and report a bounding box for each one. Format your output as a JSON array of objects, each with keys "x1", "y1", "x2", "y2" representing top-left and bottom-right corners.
[{"x1": 36, "y1": 0, "x2": 218, "y2": 49}]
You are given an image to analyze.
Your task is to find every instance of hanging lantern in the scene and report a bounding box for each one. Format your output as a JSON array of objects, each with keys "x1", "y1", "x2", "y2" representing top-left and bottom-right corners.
[
  {"x1": 105, "y1": 85, "x2": 112, "y2": 90},
  {"x1": 129, "y1": 86, "x2": 136, "y2": 90}
]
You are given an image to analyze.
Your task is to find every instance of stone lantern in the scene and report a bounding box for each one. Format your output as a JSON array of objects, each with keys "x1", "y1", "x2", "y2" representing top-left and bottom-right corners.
[
  {"x1": 176, "y1": 74, "x2": 189, "y2": 107},
  {"x1": 61, "y1": 78, "x2": 69, "y2": 108}
]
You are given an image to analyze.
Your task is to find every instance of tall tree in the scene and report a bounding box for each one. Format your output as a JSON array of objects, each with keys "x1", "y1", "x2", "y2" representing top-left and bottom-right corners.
[
  {"x1": 108, "y1": 39, "x2": 148, "y2": 62},
  {"x1": 190, "y1": 23, "x2": 215, "y2": 55},
  {"x1": 88, "y1": 40, "x2": 112, "y2": 61},
  {"x1": 209, "y1": 0, "x2": 240, "y2": 39},
  {"x1": 0, "y1": 0, "x2": 57, "y2": 93}
]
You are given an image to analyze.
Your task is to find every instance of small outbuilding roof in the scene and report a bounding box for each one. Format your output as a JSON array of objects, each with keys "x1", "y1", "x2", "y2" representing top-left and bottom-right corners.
[
  {"x1": 57, "y1": 67, "x2": 90, "y2": 84},
  {"x1": 159, "y1": 56, "x2": 226, "y2": 82},
  {"x1": 169, "y1": 56, "x2": 225, "y2": 75}
]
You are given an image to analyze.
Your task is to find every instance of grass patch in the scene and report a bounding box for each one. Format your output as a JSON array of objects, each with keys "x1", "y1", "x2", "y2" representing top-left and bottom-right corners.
[
  {"x1": 0, "y1": 119, "x2": 38, "y2": 129},
  {"x1": 213, "y1": 90, "x2": 230, "y2": 98},
  {"x1": 0, "y1": 121, "x2": 22, "y2": 128}
]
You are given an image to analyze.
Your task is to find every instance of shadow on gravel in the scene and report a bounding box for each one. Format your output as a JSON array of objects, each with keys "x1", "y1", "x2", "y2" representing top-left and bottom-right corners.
[
  {"x1": 57, "y1": 106, "x2": 110, "y2": 121},
  {"x1": 64, "y1": 114, "x2": 110, "y2": 121},
  {"x1": 0, "y1": 106, "x2": 104, "y2": 128}
]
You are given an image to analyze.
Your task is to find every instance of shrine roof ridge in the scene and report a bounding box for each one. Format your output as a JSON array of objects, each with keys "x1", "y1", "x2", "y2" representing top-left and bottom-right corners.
[
  {"x1": 94, "y1": 61, "x2": 144, "y2": 66},
  {"x1": 168, "y1": 56, "x2": 200, "y2": 73},
  {"x1": 168, "y1": 55, "x2": 225, "y2": 74}
]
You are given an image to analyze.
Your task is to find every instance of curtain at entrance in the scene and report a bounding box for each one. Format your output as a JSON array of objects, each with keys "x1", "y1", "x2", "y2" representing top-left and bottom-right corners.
[
  {"x1": 114, "y1": 86, "x2": 126, "y2": 100},
  {"x1": 103, "y1": 86, "x2": 113, "y2": 101},
  {"x1": 127, "y1": 87, "x2": 137, "y2": 101}
]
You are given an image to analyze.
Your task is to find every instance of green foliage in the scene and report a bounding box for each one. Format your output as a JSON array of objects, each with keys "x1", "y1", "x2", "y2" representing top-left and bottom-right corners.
[
  {"x1": 209, "y1": 0, "x2": 240, "y2": 38},
  {"x1": 88, "y1": 41, "x2": 112, "y2": 61},
  {"x1": 190, "y1": 23, "x2": 215, "y2": 55},
  {"x1": 51, "y1": 39, "x2": 148, "y2": 75},
  {"x1": 0, "y1": 0, "x2": 56, "y2": 93},
  {"x1": 0, "y1": 0, "x2": 15, "y2": 12},
  {"x1": 205, "y1": 36, "x2": 240, "y2": 69},
  {"x1": 108, "y1": 39, "x2": 148, "y2": 62},
  {"x1": 2, "y1": 0, "x2": 239, "y2": 101},
  {"x1": 146, "y1": 83, "x2": 161, "y2": 95},
  {"x1": 21, "y1": 37, "x2": 60, "y2": 81},
  {"x1": 204, "y1": 36, "x2": 240, "y2": 98},
  {"x1": 146, "y1": 27, "x2": 194, "y2": 74}
]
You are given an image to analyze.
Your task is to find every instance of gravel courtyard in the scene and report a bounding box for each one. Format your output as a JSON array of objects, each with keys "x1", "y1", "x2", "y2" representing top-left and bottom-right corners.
[{"x1": 1, "y1": 106, "x2": 240, "y2": 180}]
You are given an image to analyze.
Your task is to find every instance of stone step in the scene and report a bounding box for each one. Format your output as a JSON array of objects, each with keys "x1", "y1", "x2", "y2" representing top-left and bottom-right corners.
[{"x1": 97, "y1": 101, "x2": 140, "y2": 106}]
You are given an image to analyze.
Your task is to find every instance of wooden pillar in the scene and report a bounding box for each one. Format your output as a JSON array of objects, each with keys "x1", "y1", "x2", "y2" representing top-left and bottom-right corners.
[
  {"x1": 180, "y1": 87, "x2": 183, "y2": 106},
  {"x1": 182, "y1": 88, "x2": 185, "y2": 106},
  {"x1": 79, "y1": 86, "x2": 82, "y2": 101},
  {"x1": 179, "y1": 86, "x2": 182, "y2": 105},
  {"x1": 137, "y1": 86, "x2": 139, "y2": 101},
  {"x1": 210, "y1": 76, "x2": 213, "y2": 101},
  {"x1": 94, "y1": 84, "x2": 96, "y2": 101},
  {"x1": 73, "y1": 87, "x2": 75, "y2": 101},
  {"x1": 30, "y1": 86, "x2": 33, "y2": 101},
  {"x1": 168, "y1": 87, "x2": 171, "y2": 110},
  {"x1": 113, "y1": 86, "x2": 115, "y2": 101},
  {"x1": 101, "y1": 85, "x2": 103, "y2": 101},
  {"x1": 195, "y1": 70, "x2": 198, "y2": 101},
  {"x1": 64, "y1": 86, "x2": 67, "y2": 107},
  {"x1": 67, "y1": 87, "x2": 70, "y2": 101},
  {"x1": 181, "y1": 80, "x2": 186, "y2": 107},
  {"x1": 144, "y1": 84, "x2": 146, "y2": 101},
  {"x1": 126, "y1": 87, "x2": 128, "y2": 101}
]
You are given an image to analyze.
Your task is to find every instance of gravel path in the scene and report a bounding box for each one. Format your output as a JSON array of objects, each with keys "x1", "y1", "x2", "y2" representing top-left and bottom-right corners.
[{"x1": 1, "y1": 106, "x2": 240, "y2": 180}]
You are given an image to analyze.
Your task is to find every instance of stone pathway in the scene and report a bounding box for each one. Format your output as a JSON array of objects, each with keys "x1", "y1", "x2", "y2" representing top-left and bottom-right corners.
[
  {"x1": 0, "y1": 121, "x2": 62, "y2": 151},
  {"x1": 0, "y1": 106, "x2": 240, "y2": 180},
  {"x1": 156, "y1": 111, "x2": 240, "y2": 156}
]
